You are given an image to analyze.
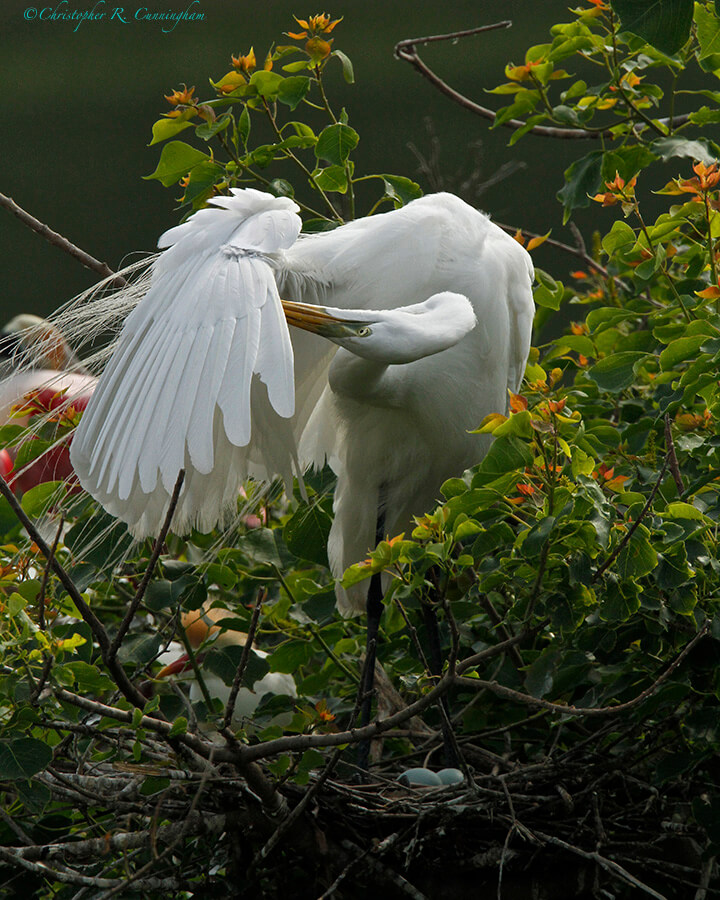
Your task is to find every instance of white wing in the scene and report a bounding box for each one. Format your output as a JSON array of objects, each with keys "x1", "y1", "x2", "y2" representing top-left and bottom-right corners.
[{"x1": 70, "y1": 189, "x2": 301, "y2": 537}]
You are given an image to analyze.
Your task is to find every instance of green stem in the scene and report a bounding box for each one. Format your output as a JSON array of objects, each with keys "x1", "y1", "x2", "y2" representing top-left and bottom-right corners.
[
  {"x1": 261, "y1": 99, "x2": 343, "y2": 222},
  {"x1": 217, "y1": 132, "x2": 328, "y2": 219},
  {"x1": 309, "y1": 625, "x2": 360, "y2": 684},
  {"x1": 314, "y1": 65, "x2": 337, "y2": 123}
]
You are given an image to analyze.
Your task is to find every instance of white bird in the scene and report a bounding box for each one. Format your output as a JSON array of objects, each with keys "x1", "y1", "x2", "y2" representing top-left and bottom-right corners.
[
  {"x1": 66, "y1": 188, "x2": 534, "y2": 614},
  {"x1": 0, "y1": 314, "x2": 94, "y2": 427},
  {"x1": 156, "y1": 603, "x2": 297, "y2": 725},
  {"x1": 0, "y1": 314, "x2": 96, "y2": 492}
]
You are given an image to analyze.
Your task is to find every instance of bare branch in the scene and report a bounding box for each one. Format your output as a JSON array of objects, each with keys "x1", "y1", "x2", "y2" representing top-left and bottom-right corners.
[
  {"x1": 456, "y1": 620, "x2": 708, "y2": 718},
  {"x1": 222, "y1": 586, "x2": 265, "y2": 730},
  {"x1": 109, "y1": 469, "x2": 185, "y2": 659},
  {"x1": 0, "y1": 192, "x2": 127, "y2": 288},
  {"x1": 664, "y1": 413, "x2": 685, "y2": 497}
]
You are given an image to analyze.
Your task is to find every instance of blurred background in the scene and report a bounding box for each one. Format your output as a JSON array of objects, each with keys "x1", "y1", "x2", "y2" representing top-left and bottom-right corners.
[{"x1": 1, "y1": 0, "x2": 591, "y2": 321}]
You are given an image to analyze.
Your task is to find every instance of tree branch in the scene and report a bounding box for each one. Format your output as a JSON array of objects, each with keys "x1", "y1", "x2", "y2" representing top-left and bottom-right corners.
[
  {"x1": 0, "y1": 192, "x2": 127, "y2": 288},
  {"x1": 108, "y1": 469, "x2": 185, "y2": 659},
  {"x1": 394, "y1": 27, "x2": 690, "y2": 141}
]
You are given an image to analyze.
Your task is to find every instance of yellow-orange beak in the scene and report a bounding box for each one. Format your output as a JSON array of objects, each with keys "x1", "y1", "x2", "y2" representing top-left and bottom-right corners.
[{"x1": 281, "y1": 299, "x2": 371, "y2": 338}]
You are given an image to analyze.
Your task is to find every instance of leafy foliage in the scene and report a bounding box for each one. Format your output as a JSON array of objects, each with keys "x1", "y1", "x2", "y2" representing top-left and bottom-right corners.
[{"x1": 1, "y1": 4, "x2": 720, "y2": 897}]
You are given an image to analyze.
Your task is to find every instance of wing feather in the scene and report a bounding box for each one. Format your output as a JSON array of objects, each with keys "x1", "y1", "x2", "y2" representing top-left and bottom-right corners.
[{"x1": 71, "y1": 189, "x2": 303, "y2": 537}]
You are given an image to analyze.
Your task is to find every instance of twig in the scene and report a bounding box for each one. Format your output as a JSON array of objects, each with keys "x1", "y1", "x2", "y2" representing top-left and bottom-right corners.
[
  {"x1": 249, "y1": 745, "x2": 344, "y2": 877},
  {"x1": 694, "y1": 855, "x2": 716, "y2": 900},
  {"x1": 494, "y1": 220, "x2": 632, "y2": 293},
  {"x1": 0, "y1": 192, "x2": 127, "y2": 288},
  {"x1": 593, "y1": 453, "x2": 669, "y2": 582},
  {"x1": 532, "y1": 829, "x2": 669, "y2": 899},
  {"x1": 221, "y1": 587, "x2": 265, "y2": 730},
  {"x1": 455, "y1": 619, "x2": 709, "y2": 718},
  {"x1": 0, "y1": 475, "x2": 107, "y2": 641},
  {"x1": 37, "y1": 516, "x2": 64, "y2": 632},
  {"x1": 664, "y1": 413, "x2": 685, "y2": 497},
  {"x1": 108, "y1": 470, "x2": 185, "y2": 660},
  {"x1": 394, "y1": 27, "x2": 690, "y2": 141}
]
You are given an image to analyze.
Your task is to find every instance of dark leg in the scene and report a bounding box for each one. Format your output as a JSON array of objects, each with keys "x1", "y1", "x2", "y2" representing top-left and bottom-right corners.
[
  {"x1": 421, "y1": 598, "x2": 459, "y2": 769},
  {"x1": 356, "y1": 509, "x2": 386, "y2": 771}
]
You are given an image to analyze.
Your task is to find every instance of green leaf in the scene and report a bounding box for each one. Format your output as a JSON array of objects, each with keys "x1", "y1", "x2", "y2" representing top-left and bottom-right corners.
[
  {"x1": 149, "y1": 111, "x2": 195, "y2": 146},
  {"x1": 695, "y1": 1, "x2": 720, "y2": 70},
  {"x1": 477, "y1": 436, "x2": 534, "y2": 477},
  {"x1": 689, "y1": 106, "x2": 720, "y2": 125},
  {"x1": 205, "y1": 645, "x2": 270, "y2": 689},
  {"x1": 168, "y1": 718, "x2": 188, "y2": 737},
  {"x1": 20, "y1": 481, "x2": 65, "y2": 518},
  {"x1": 145, "y1": 141, "x2": 210, "y2": 186},
  {"x1": 602, "y1": 146, "x2": 657, "y2": 182},
  {"x1": 557, "y1": 150, "x2": 603, "y2": 222},
  {"x1": 181, "y1": 161, "x2": 225, "y2": 207},
  {"x1": 651, "y1": 136, "x2": 719, "y2": 165},
  {"x1": 616, "y1": 527, "x2": 658, "y2": 578},
  {"x1": 599, "y1": 583, "x2": 641, "y2": 620},
  {"x1": 315, "y1": 124, "x2": 359, "y2": 166},
  {"x1": 659, "y1": 335, "x2": 710, "y2": 370},
  {"x1": 522, "y1": 516, "x2": 556, "y2": 558},
  {"x1": 249, "y1": 70, "x2": 284, "y2": 99},
  {"x1": 381, "y1": 174, "x2": 423, "y2": 206},
  {"x1": 266, "y1": 640, "x2": 314, "y2": 674},
  {"x1": 277, "y1": 76, "x2": 311, "y2": 110},
  {"x1": 524, "y1": 650, "x2": 558, "y2": 698},
  {"x1": 611, "y1": 0, "x2": 693, "y2": 54},
  {"x1": 313, "y1": 166, "x2": 348, "y2": 193},
  {"x1": 0, "y1": 738, "x2": 52, "y2": 780},
  {"x1": 282, "y1": 60, "x2": 311, "y2": 73},
  {"x1": 662, "y1": 501, "x2": 707, "y2": 520},
  {"x1": 283, "y1": 499, "x2": 332, "y2": 566},
  {"x1": 332, "y1": 49, "x2": 355, "y2": 83},
  {"x1": 588, "y1": 352, "x2": 649, "y2": 392},
  {"x1": 237, "y1": 106, "x2": 251, "y2": 147},
  {"x1": 195, "y1": 114, "x2": 232, "y2": 142}
]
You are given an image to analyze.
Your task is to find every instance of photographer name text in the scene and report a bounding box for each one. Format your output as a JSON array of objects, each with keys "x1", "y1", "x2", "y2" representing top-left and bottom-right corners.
[{"x1": 24, "y1": 0, "x2": 204, "y2": 32}]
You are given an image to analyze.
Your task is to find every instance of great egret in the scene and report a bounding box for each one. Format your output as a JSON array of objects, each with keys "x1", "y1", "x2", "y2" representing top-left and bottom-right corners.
[
  {"x1": 6, "y1": 189, "x2": 533, "y2": 760},
  {"x1": 65, "y1": 188, "x2": 535, "y2": 615},
  {"x1": 0, "y1": 314, "x2": 96, "y2": 491},
  {"x1": 156, "y1": 603, "x2": 297, "y2": 726}
]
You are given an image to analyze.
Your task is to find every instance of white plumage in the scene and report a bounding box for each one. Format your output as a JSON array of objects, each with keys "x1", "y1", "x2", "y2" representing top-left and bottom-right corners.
[{"x1": 66, "y1": 188, "x2": 534, "y2": 612}]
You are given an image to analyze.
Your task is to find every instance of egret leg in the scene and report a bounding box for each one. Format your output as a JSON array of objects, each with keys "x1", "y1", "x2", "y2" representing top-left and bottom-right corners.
[
  {"x1": 421, "y1": 598, "x2": 459, "y2": 769},
  {"x1": 356, "y1": 510, "x2": 385, "y2": 771}
]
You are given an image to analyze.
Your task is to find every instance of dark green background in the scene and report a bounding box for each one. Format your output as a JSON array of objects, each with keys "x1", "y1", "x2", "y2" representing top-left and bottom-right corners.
[{"x1": 1, "y1": 0, "x2": 584, "y2": 321}]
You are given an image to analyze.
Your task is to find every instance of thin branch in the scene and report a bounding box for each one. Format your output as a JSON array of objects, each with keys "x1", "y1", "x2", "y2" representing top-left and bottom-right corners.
[
  {"x1": 37, "y1": 516, "x2": 63, "y2": 632},
  {"x1": 456, "y1": 619, "x2": 709, "y2": 718},
  {"x1": 0, "y1": 192, "x2": 127, "y2": 288},
  {"x1": 0, "y1": 475, "x2": 159, "y2": 711},
  {"x1": 494, "y1": 220, "x2": 632, "y2": 293},
  {"x1": 394, "y1": 27, "x2": 690, "y2": 141},
  {"x1": 108, "y1": 470, "x2": 185, "y2": 660},
  {"x1": 593, "y1": 453, "x2": 669, "y2": 582},
  {"x1": 532, "y1": 829, "x2": 669, "y2": 899},
  {"x1": 664, "y1": 413, "x2": 685, "y2": 497},
  {"x1": 0, "y1": 475, "x2": 107, "y2": 646},
  {"x1": 222, "y1": 587, "x2": 265, "y2": 730}
]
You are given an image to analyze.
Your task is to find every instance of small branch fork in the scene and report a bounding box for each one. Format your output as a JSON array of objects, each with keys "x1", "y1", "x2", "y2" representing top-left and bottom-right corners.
[{"x1": 394, "y1": 25, "x2": 690, "y2": 141}]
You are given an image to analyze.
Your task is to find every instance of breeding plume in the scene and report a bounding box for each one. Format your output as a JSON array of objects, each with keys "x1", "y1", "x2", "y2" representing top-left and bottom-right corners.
[{"x1": 62, "y1": 188, "x2": 534, "y2": 612}]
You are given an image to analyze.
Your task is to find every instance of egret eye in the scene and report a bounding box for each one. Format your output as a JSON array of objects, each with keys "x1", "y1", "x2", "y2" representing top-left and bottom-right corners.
[{"x1": 357, "y1": 326, "x2": 371, "y2": 337}]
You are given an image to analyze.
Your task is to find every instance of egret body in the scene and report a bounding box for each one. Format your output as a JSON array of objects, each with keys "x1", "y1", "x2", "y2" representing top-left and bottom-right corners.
[{"x1": 65, "y1": 189, "x2": 534, "y2": 613}]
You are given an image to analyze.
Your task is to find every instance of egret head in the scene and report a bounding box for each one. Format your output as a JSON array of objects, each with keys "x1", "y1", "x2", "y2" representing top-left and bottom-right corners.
[
  {"x1": 282, "y1": 291, "x2": 476, "y2": 364},
  {"x1": 1, "y1": 314, "x2": 83, "y2": 373}
]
